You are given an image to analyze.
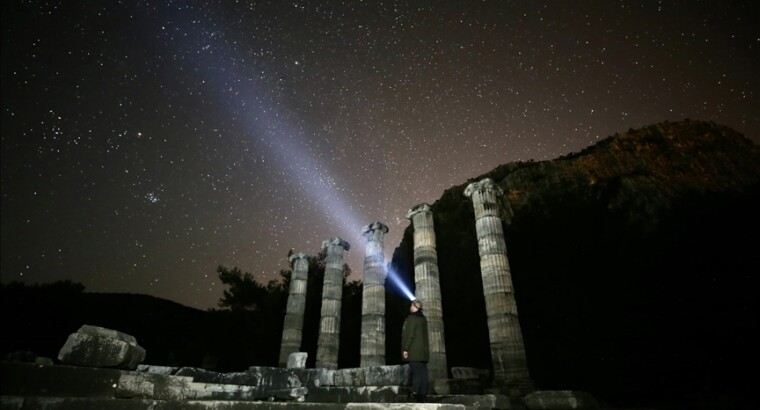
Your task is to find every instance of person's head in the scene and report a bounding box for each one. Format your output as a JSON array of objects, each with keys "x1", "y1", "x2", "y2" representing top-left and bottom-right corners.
[{"x1": 410, "y1": 299, "x2": 422, "y2": 313}]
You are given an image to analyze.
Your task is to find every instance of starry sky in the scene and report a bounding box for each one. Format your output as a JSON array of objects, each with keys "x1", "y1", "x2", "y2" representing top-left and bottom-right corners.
[{"x1": 2, "y1": 1, "x2": 758, "y2": 310}]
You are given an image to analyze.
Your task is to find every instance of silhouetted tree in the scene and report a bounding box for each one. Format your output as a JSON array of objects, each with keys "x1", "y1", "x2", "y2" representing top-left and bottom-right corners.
[{"x1": 216, "y1": 265, "x2": 286, "y2": 312}]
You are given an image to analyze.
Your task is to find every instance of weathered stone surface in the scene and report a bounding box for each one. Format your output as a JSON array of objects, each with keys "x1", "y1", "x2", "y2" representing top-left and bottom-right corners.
[
  {"x1": 3, "y1": 362, "x2": 499, "y2": 410},
  {"x1": 248, "y1": 366, "x2": 303, "y2": 389},
  {"x1": 290, "y1": 368, "x2": 335, "y2": 387},
  {"x1": 177, "y1": 367, "x2": 249, "y2": 385},
  {"x1": 77, "y1": 325, "x2": 139, "y2": 343},
  {"x1": 317, "y1": 237, "x2": 350, "y2": 370},
  {"x1": 115, "y1": 372, "x2": 193, "y2": 400},
  {"x1": 0, "y1": 396, "x2": 467, "y2": 409},
  {"x1": 119, "y1": 368, "x2": 307, "y2": 401},
  {"x1": 360, "y1": 221, "x2": 389, "y2": 368},
  {"x1": 435, "y1": 394, "x2": 511, "y2": 410},
  {"x1": 57, "y1": 325, "x2": 146, "y2": 370},
  {"x1": 185, "y1": 383, "x2": 308, "y2": 401},
  {"x1": 464, "y1": 179, "x2": 532, "y2": 392},
  {"x1": 305, "y1": 386, "x2": 402, "y2": 403},
  {"x1": 177, "y1": 367, "x2": 301, "y2": 389},
  {"x1": 346, "y1": 404, "x2": 465, "y2": 410},
  {"x1": 1, "y1": 361, "x2": 311, "y2": 404},
  {"x1": 406, "y1": 203, "x2": 448, "y2": 381},
  {"x1": 332, "y1": 366, "x2": 408, "y2": 387},
  {"x1": 288, "y1": 352, "x2": 308, "y2": 369},
  {"x1": 136, "y1": 365, "x2": 179, "y2": 375},
  {"x1": 279, "y1": 252, "x2": 311, "y2": 367},
  {"x1": 523, "y1": 390, "x2": 599, "y2": 409}
]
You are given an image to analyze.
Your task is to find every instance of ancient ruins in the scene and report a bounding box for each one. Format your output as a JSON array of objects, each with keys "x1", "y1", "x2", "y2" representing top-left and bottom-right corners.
[
  {"x1": 464, "y1": 178, "x2": 533, "y2": 396},
  {"x1": 1, "y1": 178, "x2": 600, "y2": 409},
  {"x1": 406, "y1": 203, "x2": 447, "y2": 382}
]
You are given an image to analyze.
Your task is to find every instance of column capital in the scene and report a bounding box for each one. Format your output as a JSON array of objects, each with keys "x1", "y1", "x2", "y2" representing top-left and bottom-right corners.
[
  {"x1": 361, "y1": 221, "x2": 389, "y2": 237},
  {"x1": 321, "y1": 237, "x2": 351, "y2": 251},
  {"x1": 288, "y1": 252, "x2": 310, "y2": 264},
  {"x1": 405, "y1": 203, "x2": 432, "y2": 219},
  {"x1": 464, "y1": 178, "x2": 504, "y2": 198}
]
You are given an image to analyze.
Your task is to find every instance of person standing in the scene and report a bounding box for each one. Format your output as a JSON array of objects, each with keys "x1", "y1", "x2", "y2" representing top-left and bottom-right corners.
[{"x1": 401, "y1": 299, "x2": 429, "y2": 402}]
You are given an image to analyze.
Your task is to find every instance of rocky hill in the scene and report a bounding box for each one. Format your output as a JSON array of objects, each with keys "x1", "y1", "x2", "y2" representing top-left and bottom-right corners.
[{"x1": 388, "y1": 119, "x2": 760, "y2": 409}]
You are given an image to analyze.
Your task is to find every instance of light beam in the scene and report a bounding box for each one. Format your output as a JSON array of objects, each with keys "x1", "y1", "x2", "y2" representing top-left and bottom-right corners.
[{"x1": 386, "y1": 266, "x2": 415, "y2": 301}]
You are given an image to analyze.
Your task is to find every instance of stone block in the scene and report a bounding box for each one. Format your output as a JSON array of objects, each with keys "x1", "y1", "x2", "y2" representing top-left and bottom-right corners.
[
  {"x1": 346, "y1": 404, "x2": 465, "y2": 410},
  {"x1": 136, "y1": 364, "x2": 180, "y2": 375},
  {"x1": 305, "y1": 386, "x2": 401, "y2": 403},
  {"x1": 436, "y1": 394, "x2": 511, "y2": 410},
  {"x1": 177, "y1": 367, "x2": 300, "y2": 389},
  {"x1": 114, "y1": 372, "x2": 193, "y2": 400},
  {"x1": 290, "y1": 368, "x2": 335, "y2": 387},
  {"x1": 333, "y1": 366, "x2": 407, "y2": 387},
  {"x1": 364, "y1": 365, "x2": 407, "y2": 386},
  {"x1": 185, "y1": 382, "x2": 308, "y2": 401},
  {"x1": 247, "y1": 366, "x2": 303, "y2": 389},
  {"x1": 288, "y1": 352, "x2": 308, "y2": 369},
  {"x1": 333, "y1": 367, "x2": 363, "y2": 386},
  {"x1": 523, "y1": 390, "x2": 599, "y2": 409},
  {"x1": 57, "y1": 325, "x2": 146, "y2": 370}
]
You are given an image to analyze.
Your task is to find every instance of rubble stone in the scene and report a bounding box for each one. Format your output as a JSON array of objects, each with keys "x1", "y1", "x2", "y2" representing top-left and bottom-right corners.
[
  {"x1": 288, "y1": 352, "x2": 309, "y2": 369},
  {"x1": 57, "y1": 325, "x2": 146, "y2": 370}
]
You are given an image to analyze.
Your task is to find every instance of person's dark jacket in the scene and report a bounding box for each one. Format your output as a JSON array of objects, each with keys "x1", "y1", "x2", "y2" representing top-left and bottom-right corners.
[{"x1": 401, "y1": 311, "x2": 429, "y2": 362}]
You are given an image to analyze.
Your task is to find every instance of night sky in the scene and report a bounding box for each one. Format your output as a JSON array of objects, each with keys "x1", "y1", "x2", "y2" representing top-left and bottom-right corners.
[{"x1": 2, "y1": 1, "x2": 758, "y2": 310}]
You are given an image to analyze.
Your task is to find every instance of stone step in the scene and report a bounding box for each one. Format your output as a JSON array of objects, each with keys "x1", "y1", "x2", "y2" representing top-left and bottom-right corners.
[
  {"x1": 1, "y1": 396, "x2": 467, "y2": 410},
  {"x1": 395, "y1": 394, "x2": 510, "y2": 410}
]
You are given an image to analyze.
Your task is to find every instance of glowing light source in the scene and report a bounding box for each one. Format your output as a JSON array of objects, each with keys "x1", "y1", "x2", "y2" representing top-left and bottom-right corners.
[{"x1": 386, "y1": 266, "x2": 415, "y2": 301}]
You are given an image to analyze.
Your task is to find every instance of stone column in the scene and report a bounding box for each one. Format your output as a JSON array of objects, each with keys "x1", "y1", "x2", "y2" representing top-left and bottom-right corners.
[
  {"x1": 360, "y1": 221, "x2": 389, "y2": 367},
  {"x1": 464, "y1": 178, "x2": 532, "y2": 394},
  {"x1": 316, "y1": 237, "x2": 350, "y2": 370},
  {"x1": 406, "y1": 203, "x2": 448, "y2": 381},
  {"x1": 278, "y1": 252, "x2": 310, "y2": 367}
]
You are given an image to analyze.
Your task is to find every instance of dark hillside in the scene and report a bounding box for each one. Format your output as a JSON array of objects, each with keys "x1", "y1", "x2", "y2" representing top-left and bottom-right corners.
[{"x1": 390, "y1": 119, "x2": 760, "y2": 409}]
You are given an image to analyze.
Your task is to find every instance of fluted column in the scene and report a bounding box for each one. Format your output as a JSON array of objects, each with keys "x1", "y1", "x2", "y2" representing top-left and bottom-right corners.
[
  {"x1": 464, "y1": 178, "x2": 532, "y2": 394},
  {"x1": 316, "y1": 237, "x2": 350, "y2": 369},
  {"x1": 406, "y1": 203, "x2": 448, "y2": 381},
  {"x1": 360, "y1": 221, "x2": 389, "y2": 367},
  {"x1": 278, "y1": 252, "x2": 310, "y2": 367}
]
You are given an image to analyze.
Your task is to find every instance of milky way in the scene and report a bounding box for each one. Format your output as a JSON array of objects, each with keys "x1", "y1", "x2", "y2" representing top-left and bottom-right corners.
[{"x1": 2, "y1": 1, "x2": 758, "y2": 309}]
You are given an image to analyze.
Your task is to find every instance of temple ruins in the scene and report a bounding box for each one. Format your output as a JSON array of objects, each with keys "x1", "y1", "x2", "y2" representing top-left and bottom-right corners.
[
  {"x1": 406, "y1": 203, "x2": 448, "y2": 382},
  {"x1": 1, "y1": 177, "x2": 600, "y2": 409},
  {"x1": 360, "y1": 221, "x2": 389, "y2": 367},
  {"x1": 316, "y1": 237, "x2": 351, "y2": 370},
  {"x1": 278, "y1": 178, "x2": 537, "y2": 395},
  {"x1": 278, "y1": 252, "x2": 311, "y2": 367},
  {"x1": 464, "y1": 178, "x2": 533, "y2": 395}
]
